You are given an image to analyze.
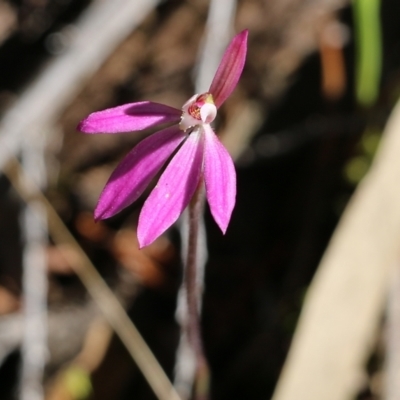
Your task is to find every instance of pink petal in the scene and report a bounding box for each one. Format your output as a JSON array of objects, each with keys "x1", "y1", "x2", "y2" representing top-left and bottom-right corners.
[
  {"x1": 138, "y1": 129, "x2": 205, "y2": 247},
  {"x1": 95, "y1": 126, "x2": 186, "y2": 220},
  {"x1": 203, "y1": 125, "x2": 236, "y2": 233},
  {"x1": 77, "y1": 101, "x2": 181, "y2": 133},
  {"x1": 209, "y1": 30, "x2": 248, "y2": 108}
]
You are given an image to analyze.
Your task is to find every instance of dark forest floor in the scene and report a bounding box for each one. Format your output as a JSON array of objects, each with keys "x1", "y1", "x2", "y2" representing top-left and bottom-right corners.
[{"x1": 0, "y1": 0, "x2": 399, "y2": 399}]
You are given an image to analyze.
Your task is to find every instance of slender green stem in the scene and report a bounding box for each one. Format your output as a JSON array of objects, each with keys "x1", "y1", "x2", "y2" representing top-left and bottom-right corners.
[{"x1": 353, "y1": 0, "x2": 382, "y2": 107}]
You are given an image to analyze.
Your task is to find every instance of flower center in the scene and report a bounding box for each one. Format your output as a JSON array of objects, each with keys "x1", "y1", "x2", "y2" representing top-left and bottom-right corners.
[{"x1": 179, "y1": 92, "x2": 217, "y2": 131}]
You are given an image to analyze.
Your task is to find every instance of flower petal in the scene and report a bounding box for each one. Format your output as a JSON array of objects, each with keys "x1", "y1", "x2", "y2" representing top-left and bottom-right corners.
[
  {"x1": 138, "y1": 129, "x2": 205, "y2": 247},
  {"x1": 203, "y1": 124, "x2": 236, "y2": 233},
  {"x1": 209, "y1": 30, "x2": 248, "y2": 108},
  {"x1": 77, "y1": 101, "x2": 181, "y2": 133},
  {"x1": 200, "y1": 103, "x2": 217, "y2": 124},
  {"x1": 95, "y1": 126, "x2": 186, "y2": 220}
]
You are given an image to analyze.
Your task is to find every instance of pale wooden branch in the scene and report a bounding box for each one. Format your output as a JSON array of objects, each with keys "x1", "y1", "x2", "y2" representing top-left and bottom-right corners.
[
  {"x1": 0, "y1": 0, "x2": 160, "y2": 172},
  {"x1": 385, "y1": 263, "x2": 400, "y2": 400},
  {"x1": 20, "y1": 132, "x2": 49, "y2": 400},
  {"x1": 4, "y1": 157, "x2": 181, "y2": 400},
  {"x1": 0, "y1": 2, "x2": 179, "y2": 398},
  {"x1": 272, "y1": 99, "x2": 400, "y2": 400}
]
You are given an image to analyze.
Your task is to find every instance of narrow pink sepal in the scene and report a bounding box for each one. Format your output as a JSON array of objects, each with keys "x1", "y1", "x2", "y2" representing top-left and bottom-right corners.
[
  {"x1": 203, "y1": 125, "x2": 236, "y2": 233},
  {"x1": 209, "y1": 30, "x2": 248, "y2": 108},
  {"x1": 94, "y1": 126, "x2": 186, "y2": 220},
  {"x1": 138, "y1": 129, "x2": 205, "y2": 247},
  {"x1": 77, "y1": 101, "x2": 181, "y2": 133}
]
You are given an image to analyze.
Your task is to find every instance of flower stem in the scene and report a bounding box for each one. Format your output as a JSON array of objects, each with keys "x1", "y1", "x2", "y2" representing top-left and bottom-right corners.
[{"x1": 185, "y1": 179, "x2": 210, "y2": 400}]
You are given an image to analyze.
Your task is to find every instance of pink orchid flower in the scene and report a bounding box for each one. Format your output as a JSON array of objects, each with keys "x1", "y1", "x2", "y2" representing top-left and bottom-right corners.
[{"x1": 78, "y1": 30, "x2": 248, "y2": 248}]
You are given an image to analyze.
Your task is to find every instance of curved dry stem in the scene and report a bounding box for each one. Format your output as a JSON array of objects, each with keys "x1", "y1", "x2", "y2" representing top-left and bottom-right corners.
[{"x1": 4, "y1": 157, "x2": 181, "y2": 400}]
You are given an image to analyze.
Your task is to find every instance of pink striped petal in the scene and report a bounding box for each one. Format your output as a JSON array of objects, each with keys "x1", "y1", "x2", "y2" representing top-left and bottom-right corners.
[
  {"x1": 203, "y1": 124, "x2": 236, "y2": 233},
  {"x1": 209, "y1": 30, "x2": 248, "y2": 108},
  {"x1": 77, "y1": 101, "x2": 181, "y2": 133},
  {"x1": 138, "y1": 129, "x2": 205, "y2": 247},
  {"x1": 95, "y1": 126, "x2": 186, "y2": 220}
]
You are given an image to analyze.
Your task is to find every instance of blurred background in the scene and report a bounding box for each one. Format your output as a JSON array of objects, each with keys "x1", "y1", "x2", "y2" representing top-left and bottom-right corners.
[{"x1": 0, "y1": 0, "x2": 399, "y2": 399}]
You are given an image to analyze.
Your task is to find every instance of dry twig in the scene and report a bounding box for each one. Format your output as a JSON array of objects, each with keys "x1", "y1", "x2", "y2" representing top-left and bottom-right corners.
[
  {"x1": 4, "y1": 157, "x2": 181, "y2": 400},
  {"x1": 20, "y1": 131, "x2": 49, "y2": 400},
  {"x1": 0, "y1": 0, "x2": 160, "y2": 172}
]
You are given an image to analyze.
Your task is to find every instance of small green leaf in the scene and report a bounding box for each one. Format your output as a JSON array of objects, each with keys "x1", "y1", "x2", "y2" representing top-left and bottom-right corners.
[
  {"x1": 344, "y1": 156, "x2": 370, "y2": 184},
  {"x1": 361, "y1": 129, "x2": 381, "y2": 156},
  {"x1": 63, "y1": 366, "x2": 93, "y2": 400},
  {"x1": 353, "y1": 0, "x2": 382, "y2": 107}
]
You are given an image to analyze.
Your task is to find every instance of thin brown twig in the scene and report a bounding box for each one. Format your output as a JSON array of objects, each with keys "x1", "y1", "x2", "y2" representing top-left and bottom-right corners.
[{"x1": 4, "y1": 157, "x2": 181, "y2": 400}]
